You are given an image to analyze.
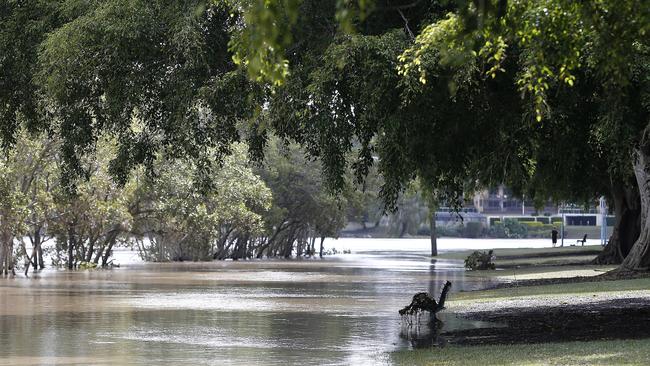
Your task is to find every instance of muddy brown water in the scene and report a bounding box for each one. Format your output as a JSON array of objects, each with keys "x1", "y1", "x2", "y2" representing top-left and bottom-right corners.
[{"x1": 0, "y1": 247, "x2": 497, "y2": 366}]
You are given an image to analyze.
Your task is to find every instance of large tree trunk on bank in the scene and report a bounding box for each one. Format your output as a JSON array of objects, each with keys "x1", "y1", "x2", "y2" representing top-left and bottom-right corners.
[
  {"x1": 593, "y1": 181, "x2": 640, "y2": 264},
  {"x1": 620, "y1": 146, "x2": 650, "y2": 271},
  {"x1": 430, "y1": 212, "x2": 438, "y2": 257}
]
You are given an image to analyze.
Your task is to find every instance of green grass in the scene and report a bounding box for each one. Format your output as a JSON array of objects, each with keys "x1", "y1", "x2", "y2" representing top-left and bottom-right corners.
[
  {"x1": 451, "y1": 277, "x2": 650, "y2": 303},
  {"x1": 439, "y1": 245, "x2": 602, "y2": 270},
  {"x1": 393, "y1": 245, "x2": 650, "y2": 366},
  {"x1": 463, "y1": 264, "x2": 613, "y2": 279},
  {"x1": 438, "y1": 245, "x2": 602, "y2": 261},
  {"x1": 390, "y1": 338, "x2": 650, "y2": 365}
]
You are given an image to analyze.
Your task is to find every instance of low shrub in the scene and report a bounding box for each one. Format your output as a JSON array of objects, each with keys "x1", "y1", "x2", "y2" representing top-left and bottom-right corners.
[
  {"x1": 465, "y1": 250, "x2": 496, "y2": 270},
  {"x1": 503, "y1": 218, "x2": 528, "y2": 238}
]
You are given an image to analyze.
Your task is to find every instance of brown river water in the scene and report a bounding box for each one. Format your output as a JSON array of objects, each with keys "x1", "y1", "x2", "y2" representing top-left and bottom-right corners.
[{"x1": 0, "y1": 239, "x2": 501, "y2": 366}]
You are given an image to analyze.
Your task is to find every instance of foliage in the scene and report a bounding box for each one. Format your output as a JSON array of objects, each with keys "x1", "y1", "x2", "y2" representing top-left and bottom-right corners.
[
  {"x1": 464, "y1": 249, "x2": 495, "y2": 270},
  {"x1": 46, "y1": 136, "x2": 135, "y2": 269},
  {"x1": 134, "y1": 143, "x2": 272, "y2": 261},
  {"x1": 1, "y1": 0, "x2": 648, "y2": 270},
  {"x1": 13, "y1": 1, "x2": 257, "y2": 190},
  {"x1": 229, "y1": 0, "x2": 372, "y2": 85},
  {"x1": 255, "y1": 139, "x2": 349, "y2": 258},
  {"x1": 0, "y1": 130, "x2": 57, "y2": 273}
]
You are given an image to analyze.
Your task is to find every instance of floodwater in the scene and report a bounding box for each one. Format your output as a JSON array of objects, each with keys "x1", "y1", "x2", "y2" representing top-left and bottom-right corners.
[{"x1": 0, "y1": 238, "x2": 541, "y2": 365}]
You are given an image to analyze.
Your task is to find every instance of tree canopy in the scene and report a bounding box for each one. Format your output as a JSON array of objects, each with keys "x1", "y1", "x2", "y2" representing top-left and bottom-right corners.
[{"x1": 1, "y1": 0, "x2": 649, "y2": 270}]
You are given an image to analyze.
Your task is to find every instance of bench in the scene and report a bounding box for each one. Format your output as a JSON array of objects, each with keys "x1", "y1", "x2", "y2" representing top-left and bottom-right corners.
[{"x1": 576, "y1": 234, "x2": 587, "y2": 246}]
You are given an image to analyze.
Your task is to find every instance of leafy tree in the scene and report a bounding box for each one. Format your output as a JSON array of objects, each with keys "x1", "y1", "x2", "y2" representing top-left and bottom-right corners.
[
  {"x1": 3, "y1": 1, "x2": 258, "y2": 190},
  {"x1": 132, "y1": 143, "x2": 272, "y2": 261},
  {"x1": 0, "y1": 0, "x2": 61, "y2": 148},
  {"x1": 47, "y1": 137, "x2": 135, "y2": 269},
  {"x1": 238, "y1": 0, "x2": 650, "y2": 270},
  {"x1": 256, "y1": 139, "x2": 348, "y2": 258},
  {"x1": 0, "y1": 163, "x2": 27, "y2": 275},
  {"x1": 418, "y1": 0, "x2": 650, "y2": 270},
  {"x1": 0, "y1": 130, "x2": 59, "y2": 275}
]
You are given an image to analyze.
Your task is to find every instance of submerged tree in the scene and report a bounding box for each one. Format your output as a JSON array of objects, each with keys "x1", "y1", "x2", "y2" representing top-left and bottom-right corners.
[
  {"x1": 255, "y1": 140, "x2": 348, "y2": 258},
  {"x1": 132, "y1": 143, "x2": 271, "y2": 261}
]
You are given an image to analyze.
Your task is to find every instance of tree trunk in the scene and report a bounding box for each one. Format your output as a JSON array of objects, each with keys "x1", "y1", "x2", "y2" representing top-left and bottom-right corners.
[
  {"x1": 30, "y1": 229, "x2": 43, "y2": 270},
  {"x1": 95, "y1": 226, "x2": 121, "y2": 266},
  {"x1": 0, "y1": 234, "x2": 6, "y2": 275},
  {"x1": 620, "y1": 146, "x2": 650, "y2": 271},
  {"x1": 101, "y1": 236, "x2": 118, "y2": 267},
  {"x1": 399, "y1": 221, "x2": 408, "y2": 238},
  {"x1": 67, "y1": 225, "x2": 76, "y2": 270},
  {"x1": 430, "y1": 212, "x2": 438, "y2": 257},
  {"x1": 0, "y1": 232, "x2": 14, "y2": 276},
  {"x1": 319, "y1": 236, "x2": 325, "y2": 258},
  {"x1": 593, "y1": 180, "x2": 640, "y2": 264},
  {"x1": 85, "y1": 237, "x2": 97, "y2": 263},
  {"x1": 37, "y1": 241, "x2": 44, "y2": 269}
]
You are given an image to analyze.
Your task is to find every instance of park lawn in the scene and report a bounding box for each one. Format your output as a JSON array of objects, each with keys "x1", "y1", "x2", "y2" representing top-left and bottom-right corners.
[
  {"x1": 469, "y1": 264, "x2": 615, "y2": 281},
  {"x1": 392, "y1": 276, "x2": 650, "y2": 366},
  {"x1": 438, "y1": 245, "x2": 602, "y2": 261},
  {"x1": 440, "y1": 245, "x2": 605, "y2": 273},
  {"x1": 450, "y1": 277, "x2": 650, "y2": 303},
  {"x1": 390, "y1": 338, "x2": 650, "y2": 366}
]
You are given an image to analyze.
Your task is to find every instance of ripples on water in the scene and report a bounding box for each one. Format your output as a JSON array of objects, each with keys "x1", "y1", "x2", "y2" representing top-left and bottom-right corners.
[{"x1": 0, "y1": 238, "x2": 509, "y2": 365}]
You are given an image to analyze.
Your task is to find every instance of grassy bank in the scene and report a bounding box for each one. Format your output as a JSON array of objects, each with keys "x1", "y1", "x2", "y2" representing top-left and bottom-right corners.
[
  {"x1": 390, "y1": 245, "x2": 650, "y2": 366},
  {"x1": 438, "y1": 245, "x2": 612, "y2": 280},
  {"x1": 390, "y1": 338, "x2": 650, "y2": 366},
  {"x1": 451, "y1": 276, "x2": 650, "y2": 302}
]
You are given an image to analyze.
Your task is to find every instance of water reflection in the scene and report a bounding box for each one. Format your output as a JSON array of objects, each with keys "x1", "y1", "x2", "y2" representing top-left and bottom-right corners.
[{"x1": 0, "y1": 242, "x2": 497, "y2": 365}]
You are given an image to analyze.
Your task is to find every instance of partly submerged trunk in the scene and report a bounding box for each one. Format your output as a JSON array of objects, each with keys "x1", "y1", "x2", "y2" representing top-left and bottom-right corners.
[
  {"x1": 620, "y1": 146, "x2": 650, "y2": 271},
  {"x1": 67, "y1": 224, "x2": 77, "y2": 270},
  {"x1": 0, "y1": 231, "x2": 14, "y2": 275},
  {"x1": 430, "y1": 212, "x2": 438, "y2": 257},
  {"x1": 29, "y1": 228, "x2": 44, "y2": 270},
  {"x1": 593, "y1": 180, "x2": 640, "y2": 264}
]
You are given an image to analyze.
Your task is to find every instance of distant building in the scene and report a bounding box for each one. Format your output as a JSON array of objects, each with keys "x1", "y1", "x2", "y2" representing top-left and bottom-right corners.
[{"x1": 472, "y1": 185, "x2": 557, "y2": 215}]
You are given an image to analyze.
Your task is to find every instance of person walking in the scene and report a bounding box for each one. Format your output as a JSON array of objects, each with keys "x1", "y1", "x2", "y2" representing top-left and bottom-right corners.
[{"x1": 551, "y1": 228, "x2": 559, "y2": 247}]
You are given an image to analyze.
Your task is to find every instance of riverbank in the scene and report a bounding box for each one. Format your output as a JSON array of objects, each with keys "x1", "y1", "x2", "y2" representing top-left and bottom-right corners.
[
  {"x1": 390, "y1": 338, "x2": 650, "y2": 366},
  {"x1": 391, "y1": 245, "x2": 650, "y2": 365}
]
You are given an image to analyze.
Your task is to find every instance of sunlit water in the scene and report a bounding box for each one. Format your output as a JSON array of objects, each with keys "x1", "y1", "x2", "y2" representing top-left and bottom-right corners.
[{"x1": 0, "y1": 238, "x2": 562, "y2": 365}]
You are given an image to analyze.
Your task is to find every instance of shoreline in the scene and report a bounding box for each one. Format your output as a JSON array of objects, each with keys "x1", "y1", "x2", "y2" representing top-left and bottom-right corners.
[{"x1": 391, "y1": 245, "x2": 650, "y2": 365}]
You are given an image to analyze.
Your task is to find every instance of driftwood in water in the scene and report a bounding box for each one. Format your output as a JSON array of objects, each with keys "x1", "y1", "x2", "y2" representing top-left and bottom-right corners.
[{"x1": 399, "y1": 281, "x2": 452, "y2": 319}]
